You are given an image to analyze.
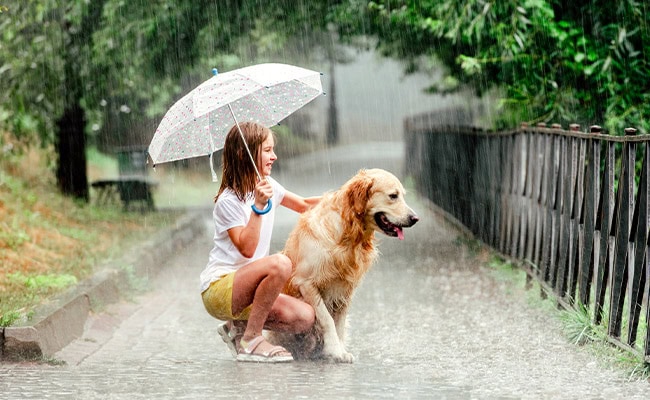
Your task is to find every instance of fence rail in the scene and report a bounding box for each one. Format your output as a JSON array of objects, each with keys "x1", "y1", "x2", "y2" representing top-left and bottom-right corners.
[{"x1": 405, "y1": 113, "x2": 650, "y2": 362}]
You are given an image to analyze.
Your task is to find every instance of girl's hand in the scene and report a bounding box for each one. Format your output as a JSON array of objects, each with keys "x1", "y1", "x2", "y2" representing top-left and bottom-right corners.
[{"x1": 253, "y1": 179, "x2": 273, "y2": 210}]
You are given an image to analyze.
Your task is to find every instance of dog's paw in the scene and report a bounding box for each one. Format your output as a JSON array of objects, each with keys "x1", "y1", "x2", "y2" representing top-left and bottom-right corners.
[
  {"x1": 333, "y1": 351, "x2": 355, "y2": 363},
  {"x1": 323, "y1": 346, "x2": 355, "y2": 363}
]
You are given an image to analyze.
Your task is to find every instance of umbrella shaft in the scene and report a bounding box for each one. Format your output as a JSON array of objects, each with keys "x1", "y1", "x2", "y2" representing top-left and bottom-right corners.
[{"x1": 228, "y1": 104, "x2": 263, "y2": 181}]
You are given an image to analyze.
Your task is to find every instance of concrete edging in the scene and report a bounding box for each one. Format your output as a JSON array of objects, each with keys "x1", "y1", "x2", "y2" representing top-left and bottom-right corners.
[{"x1": 0, "y1": 210, "x2": 206, "y2": 361}]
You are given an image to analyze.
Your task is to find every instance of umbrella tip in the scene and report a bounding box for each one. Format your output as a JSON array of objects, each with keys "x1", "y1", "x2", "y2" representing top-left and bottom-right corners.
[{"x1": 212, "y1": 68, "x2": 218, "y2": 76}]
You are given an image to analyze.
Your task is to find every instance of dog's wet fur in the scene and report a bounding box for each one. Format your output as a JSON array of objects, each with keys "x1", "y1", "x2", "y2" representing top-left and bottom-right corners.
[{"x1": 268, "y1": 168, "x2": 419, "y2": 362}]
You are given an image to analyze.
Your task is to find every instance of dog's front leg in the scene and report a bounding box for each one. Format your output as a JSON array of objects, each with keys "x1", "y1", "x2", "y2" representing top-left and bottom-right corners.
[
  {"x1": 300, "y1": 284, "x2": 354, "y2": 363},
  {"x1": 333, "y1": 306, "x2": 349, "y2": 345}
]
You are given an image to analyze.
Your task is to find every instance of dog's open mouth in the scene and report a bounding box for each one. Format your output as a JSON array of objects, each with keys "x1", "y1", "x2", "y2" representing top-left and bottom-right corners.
[{"x1": 374, "y1": 212, "x2": 405, "y2": 240}]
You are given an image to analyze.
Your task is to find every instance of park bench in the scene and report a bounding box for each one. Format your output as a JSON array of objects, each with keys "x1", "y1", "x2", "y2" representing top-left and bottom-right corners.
[{"x1": 91, "y1": 146, "x2": 157, "y2": 212}]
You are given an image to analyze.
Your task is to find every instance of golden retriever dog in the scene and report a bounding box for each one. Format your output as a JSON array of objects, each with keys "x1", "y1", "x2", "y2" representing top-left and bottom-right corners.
[{"x1": 269, "y1": 168, "x2": 419, "y2": 363}]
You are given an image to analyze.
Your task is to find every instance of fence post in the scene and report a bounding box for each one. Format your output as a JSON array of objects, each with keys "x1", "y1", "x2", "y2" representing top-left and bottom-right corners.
[
  {"x1": 512, "y1": 133, "x2": 527, "y2": 259},
  {"x1": 565, "y1": 124, "x2": 586, "y2": 302},
  {"x1": 555, "y1": 127, "x2": 574, "y2": 297},
  {"x1": 524, "y1": 127, "x2": 542, "y2": 266},
  {"x1": 532, "y1": 126, "x2": 546, "y2": 269},
  {"x1": 578, "y1": 125, "x2": 600, "y2": 305},
  {"x1": 623, "y1": 128, "x2": 649, "y2": 354},
  {"x1": 500, "y1": 134, "x2": 513, "y2": 254},
  {"x1": 540, "y1": 127, "x2": 554, "y2": 283},
  {"x1": 608, "y1": 127, "x2": 637, "y2": 338},
  {"x1": 594, "y1": 126, "x2": 616, "y2": 325},
  {"x1": 543, "y1": 125, "x2": 562, "y2": 286},
  {"x1": 489, "y1": 135, "x2": 503, "y2": 249}
]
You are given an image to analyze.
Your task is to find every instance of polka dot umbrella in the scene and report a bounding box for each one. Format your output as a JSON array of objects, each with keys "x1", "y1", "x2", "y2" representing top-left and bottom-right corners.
[{"x1": 148, "y1": 63, "x2": 324, "y2": 182}]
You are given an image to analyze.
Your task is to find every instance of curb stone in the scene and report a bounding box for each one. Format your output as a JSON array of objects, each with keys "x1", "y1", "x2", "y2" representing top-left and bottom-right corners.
[{"x1": 0, "y1": 210, "x2": 207, "y2": 362}]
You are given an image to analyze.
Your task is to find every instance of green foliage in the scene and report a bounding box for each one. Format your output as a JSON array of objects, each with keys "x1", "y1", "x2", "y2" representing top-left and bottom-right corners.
[
  {"x1": 0, "y1": 310, "x2": 20, "y2": 327},
  {"x1": 559, "y1": 303, "x2": 607, "y2": 346},
  {"x1": 0, "y1": 272, "x2": 78, "y2": 328},
  {"x1": 0, "y1": 217, "x2": 31, "y2": 249},
  {"x1": 559, "y1": 302, "x2": 650, "y2": 381},
  {"x1": 7, "y1": 272, "x2": 78, "y2": 290},
  {"x1": 0, "y1": 0, "x2": 338, "y2": 152},
  {"x1": 0, "y1": 1, "x2": 68, "y2": 143},
  {"x1": 334, "y1": 0, "x2": 650, "y2": 134},
  {"x1": 7, "y1": 0, "x2": 646, "y2": 155}
]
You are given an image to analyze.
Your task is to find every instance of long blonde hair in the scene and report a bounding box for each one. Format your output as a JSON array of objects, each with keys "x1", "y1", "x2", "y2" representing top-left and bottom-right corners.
[{"x1": 215, "y1": 121, "x2": 273, "y2": 202}]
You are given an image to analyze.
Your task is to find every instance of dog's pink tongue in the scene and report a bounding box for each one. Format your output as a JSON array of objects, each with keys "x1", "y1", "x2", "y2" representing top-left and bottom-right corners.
[{"x1": 395, "y1": 227, "x2": 404, "y2": 240}]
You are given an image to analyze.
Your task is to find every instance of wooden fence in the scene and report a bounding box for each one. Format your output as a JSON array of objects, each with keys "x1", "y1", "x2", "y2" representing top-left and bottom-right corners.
[{"x1": 405, "y1": 112, "x2": 650, "y2": 362}]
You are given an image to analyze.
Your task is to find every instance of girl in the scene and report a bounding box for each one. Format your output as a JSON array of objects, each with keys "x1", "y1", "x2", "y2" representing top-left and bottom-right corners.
[{"x1": 200, "y1": 121, "x2": 318, "y2": 363}]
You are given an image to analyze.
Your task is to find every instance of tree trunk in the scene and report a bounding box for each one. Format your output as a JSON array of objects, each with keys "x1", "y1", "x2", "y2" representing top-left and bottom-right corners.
[
  {"x1": 56, "y1": 103, "x2": 88, "y2": 201},
  {"x1": 326, "y1": 27, "x2": 339, "y2": 146},
  {"x1": 55, "y1": 0, "x2": 106, "y2": 201},
  {"x1": 326, "y1": 60, "x2": 339, "y2": 146}
]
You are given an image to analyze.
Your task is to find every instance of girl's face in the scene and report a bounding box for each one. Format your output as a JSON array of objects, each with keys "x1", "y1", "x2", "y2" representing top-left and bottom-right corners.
[{"x1": 258, "y1": 132, "x2": 277, "y2": 177}]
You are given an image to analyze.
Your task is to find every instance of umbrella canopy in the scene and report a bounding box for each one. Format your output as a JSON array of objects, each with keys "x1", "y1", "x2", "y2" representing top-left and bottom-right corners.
[{"x1": 148, "y1": 63, "x2": 324, "y2": 168}]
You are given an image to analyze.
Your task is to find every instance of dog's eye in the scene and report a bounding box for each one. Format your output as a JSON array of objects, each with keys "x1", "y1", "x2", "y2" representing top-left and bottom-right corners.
[{"x1": 389, "y1": 193, "x2": 399, "y2": 200}]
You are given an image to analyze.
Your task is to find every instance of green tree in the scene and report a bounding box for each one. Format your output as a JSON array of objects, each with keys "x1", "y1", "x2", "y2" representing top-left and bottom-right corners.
[
  {"x1": 1, "y1": 2, "x2": 67, "y2": 146},
  {"x1": 1, "y1": 1, "x2": 342, "y2": 200},
  {"x1": 90, "y1": 1, "x2": 343, "y2": 147},
  {"x1": 333, "y1": 0, "x2": 650, "y2": 134},
  {"x1": 1, "y1": 1, "x2": 105, "y2": 200}
]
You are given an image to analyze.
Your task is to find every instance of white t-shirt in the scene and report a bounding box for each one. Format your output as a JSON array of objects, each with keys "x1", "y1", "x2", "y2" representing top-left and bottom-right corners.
[{"x1": 200, "y1": 176, "x2": 286, "y2": 292}]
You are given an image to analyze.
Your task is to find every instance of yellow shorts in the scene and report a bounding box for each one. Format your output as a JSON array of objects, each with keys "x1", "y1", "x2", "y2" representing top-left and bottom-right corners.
[{"x1": 201, "y1": 271, "x2": 252, "y2": 321}]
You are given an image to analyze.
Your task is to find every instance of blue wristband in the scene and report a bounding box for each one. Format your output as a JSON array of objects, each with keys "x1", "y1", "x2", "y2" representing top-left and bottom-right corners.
[{"x1": 251, "y1": 199, "x2": 272, "y2": 215}]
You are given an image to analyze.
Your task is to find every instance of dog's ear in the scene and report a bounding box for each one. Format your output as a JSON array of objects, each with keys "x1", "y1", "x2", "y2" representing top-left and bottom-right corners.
[{"x1": 345, "y1": 171, "x2": 374, "y2": 216}]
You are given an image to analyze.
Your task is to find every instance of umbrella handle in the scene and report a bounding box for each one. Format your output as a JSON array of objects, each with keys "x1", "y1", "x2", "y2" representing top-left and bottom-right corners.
[{"x1": 251, "y1": 199, "x2": 272, "y2": 215}]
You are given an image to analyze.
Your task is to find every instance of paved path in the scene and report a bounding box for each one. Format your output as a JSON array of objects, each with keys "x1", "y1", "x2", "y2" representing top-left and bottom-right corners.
[{"x1": 2, "y1": 142, "x2": 650, "y2": 399}]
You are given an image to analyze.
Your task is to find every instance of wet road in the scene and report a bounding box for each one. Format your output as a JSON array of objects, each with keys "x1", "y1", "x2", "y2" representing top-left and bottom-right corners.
[{"x1": 2, "y1": 142, "x2": 650, "y2": 399}]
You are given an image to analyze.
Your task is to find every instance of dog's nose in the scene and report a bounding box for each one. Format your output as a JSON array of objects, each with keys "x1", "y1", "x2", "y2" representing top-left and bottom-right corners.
[{"x1": 408, "y1": 214, "x2": 420, "y2": 226}]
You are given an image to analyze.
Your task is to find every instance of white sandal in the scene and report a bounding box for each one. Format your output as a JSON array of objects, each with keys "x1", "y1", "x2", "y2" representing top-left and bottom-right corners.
[
  {"x1": 236, "y1": 336, "x2": 293, "y2": 363},
  {"x1": 217, "y1": 322, "x2": 241, "y2": 357}
]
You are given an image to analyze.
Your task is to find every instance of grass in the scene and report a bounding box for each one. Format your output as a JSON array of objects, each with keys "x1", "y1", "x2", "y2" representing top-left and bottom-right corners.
[
  {"x1": 0, "y1": 140, "x2": 204, "y2": 327},
  {"x1": 482, "y1": 251, "x2": 650, "y2": 382},
  {"x1": 559, "y1": 303, "x2": 650, "y2": 381}
]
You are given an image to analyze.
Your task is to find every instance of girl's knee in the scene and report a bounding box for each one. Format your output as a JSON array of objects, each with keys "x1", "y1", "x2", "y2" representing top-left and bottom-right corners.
[
  {"x1": 294, "y1": 303, "x2": 315, "y2": 332},
  {"x1": 269, "y1": 253, "x2": 292, "y2": 279}
]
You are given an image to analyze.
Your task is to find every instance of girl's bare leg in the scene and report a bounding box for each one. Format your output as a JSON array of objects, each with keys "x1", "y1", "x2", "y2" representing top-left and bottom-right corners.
[{"x1": 232, "y1": 253, "x2": 314, "y2": 342}]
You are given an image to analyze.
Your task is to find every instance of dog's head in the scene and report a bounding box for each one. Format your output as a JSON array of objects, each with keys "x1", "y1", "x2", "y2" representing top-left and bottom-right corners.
[{"x1": 343, "y1": 168, "x2": 419, "y2": 240}]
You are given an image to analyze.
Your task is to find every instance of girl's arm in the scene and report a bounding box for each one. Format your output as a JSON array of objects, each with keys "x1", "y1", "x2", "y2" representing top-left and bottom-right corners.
[
  {"x1": 227, "y1": 214, "x2": 262, "y2": 259},
  {"x1": 227, "y1": 180, "x2": 273, "y2": 258},
  {"x1": 281, "y1": 191, "x2": 321, "y2": 214}
]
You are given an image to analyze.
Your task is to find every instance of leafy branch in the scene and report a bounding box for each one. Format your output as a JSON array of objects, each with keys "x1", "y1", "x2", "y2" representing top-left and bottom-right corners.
[{"x1": 336, "y1": 0, "x2": 650, "y2": 134}]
